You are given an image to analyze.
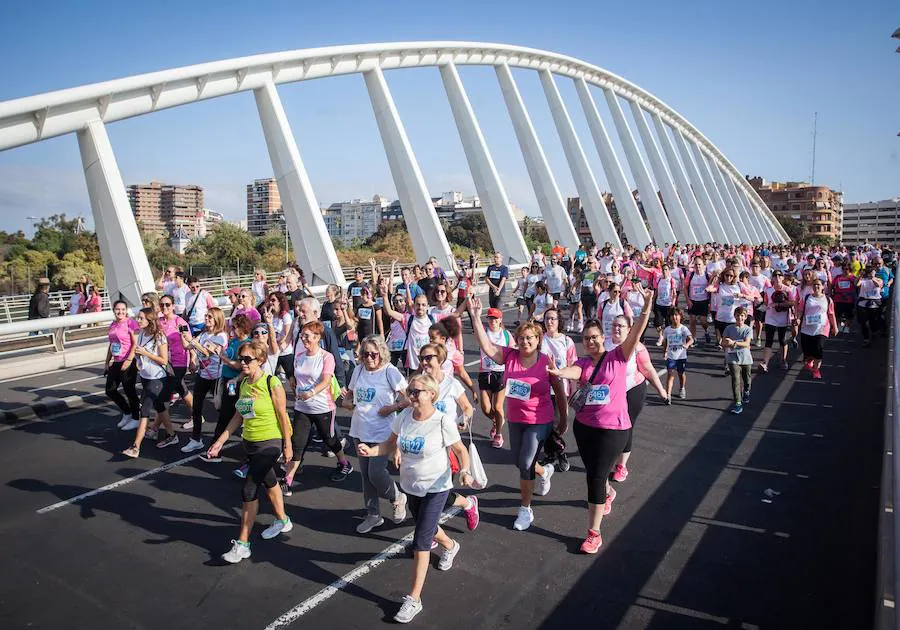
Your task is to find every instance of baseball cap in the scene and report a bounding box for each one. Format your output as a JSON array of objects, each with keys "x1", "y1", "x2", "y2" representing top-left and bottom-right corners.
[
  {"x1": 487, "y1": 308, "x2": 502, "y2": 319},
  {"x1": 226, "y1": 287, "x2": 241, "y2": 296}
]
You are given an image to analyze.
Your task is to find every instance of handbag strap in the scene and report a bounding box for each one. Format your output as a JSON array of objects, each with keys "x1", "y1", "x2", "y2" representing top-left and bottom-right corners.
[{"x1": 584, "y1": 354, "x2": 604, "y2": 386}]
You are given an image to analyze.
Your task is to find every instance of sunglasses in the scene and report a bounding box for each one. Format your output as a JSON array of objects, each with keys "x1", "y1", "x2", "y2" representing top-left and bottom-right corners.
[
  {"x1": 238, "y1": 355, "x2": 256, "y2": 364},
  {"x1": 420, "y1": 354, "x2": 438, "y2": 363},
  {"x1": 252, "y1": 330, "x2": 269, "y2": 336},
  {"x1": 407, "y1": 388, "x2": 424, "y2": 398},
  {"x1": 362, "y1": 351, "x2": 379, "y2": 360},
  {"x1": 160, "y1": 302, "x2": 173, "y2": 308}
]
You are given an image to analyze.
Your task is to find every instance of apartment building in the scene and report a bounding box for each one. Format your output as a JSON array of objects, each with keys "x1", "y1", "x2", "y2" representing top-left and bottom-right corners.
[
  {"x1": 842, "y1": 199, "x2": 900, "y2": 247},
  {"x1": 126, "y1": 181, "x2": 205, "y2": 237},
  {"x1": 748, "y1": 176, "x2": 843, "y2": 242},
  {"x1": 246, "y1": 178, "x2": 283, "y2": 236}
]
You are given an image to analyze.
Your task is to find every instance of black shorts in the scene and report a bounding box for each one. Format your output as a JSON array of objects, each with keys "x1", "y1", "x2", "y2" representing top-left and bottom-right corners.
[
  {"x1": 835, "y1": 302, "x2": 854, "y2": 321},
  {"x1": 688, "y1": 300, "x2": 709, "y2": 317},
  {"x1": 653, "y1": 304, "x2": 673, "y2": 328},
  {"x1": 799, "y1": 332, "x2": 825, "y2": 360},
  {"x1": 478, "y1": 371, "x2": 504, "y2": 393},
  {"x1": 714, "y1": 320, "x2": 730, "y2": 335},
  {"x1": 764, "y1": 324, "x2": 788, "y2": 348},
  {"x1": 140, "y1": 377, "x2": 165, "y2": 417},
  {"x1": 157, "y1": 366, "x2": 187, "y2": 411}
]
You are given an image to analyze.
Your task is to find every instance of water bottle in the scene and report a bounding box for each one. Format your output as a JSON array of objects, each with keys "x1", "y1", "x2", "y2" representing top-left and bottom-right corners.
[{"x1": 227, "y1": 381, "x2": 236, "y2": 396}]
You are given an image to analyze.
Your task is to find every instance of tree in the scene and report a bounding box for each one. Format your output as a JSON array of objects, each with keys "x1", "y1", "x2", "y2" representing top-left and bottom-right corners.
[
  {"x1": 53, "y1": 251, "x2": 105, "y2": 289},
  {"x1": 445, "y1": 214, "x2": 494, "y2": 253},
  {"x1": 777, "y1": 217, "x2": 806, "y2": 243},
  {"x1": 187, "y1": 222, "x2": 257, "y2": 268}
]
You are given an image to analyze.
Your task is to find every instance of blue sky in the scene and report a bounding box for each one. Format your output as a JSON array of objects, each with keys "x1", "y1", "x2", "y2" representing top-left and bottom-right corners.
[{"x1": 0, "y1": 0, "x2": 897, "y2": 234}]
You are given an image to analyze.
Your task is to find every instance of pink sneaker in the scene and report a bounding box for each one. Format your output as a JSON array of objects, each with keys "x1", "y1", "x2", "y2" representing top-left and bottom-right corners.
[
  {"x1": 463, "y1": 496, "x2": 480, "y2": 531},
  {"x1": 804, "y1": 359, "x2": 814, "y2": 372},
  {"x1": 612, "y1": 464, "x2": 629, "y2": 483},
  {"x1": 811, "y1": 368, "x2": 822, "y2": 380},
  {"x1": 579, "y1": 529, "x2": 603, "y2": 554},
  {"x1": 491, "y1": 433, "x2": 504, "y2": 449},
  {"x1": 603, "y1": 486, "x2": 617, "y2": 516}
]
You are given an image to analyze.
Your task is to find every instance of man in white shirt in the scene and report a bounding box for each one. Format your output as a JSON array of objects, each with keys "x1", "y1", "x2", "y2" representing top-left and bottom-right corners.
[{"x1": 543, "y1": 256, "x2": 567, "y2": 303}]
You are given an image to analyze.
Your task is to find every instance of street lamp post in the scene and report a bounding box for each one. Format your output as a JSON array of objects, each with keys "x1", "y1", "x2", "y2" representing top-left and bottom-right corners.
[{"x1": 25, "y1": 215, "x2": 40, "y2": 238}]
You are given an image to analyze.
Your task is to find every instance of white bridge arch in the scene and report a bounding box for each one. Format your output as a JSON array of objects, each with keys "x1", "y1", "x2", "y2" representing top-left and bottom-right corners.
[{"x1": 0, "y1": 41, "x2": 788, "y2": 305}]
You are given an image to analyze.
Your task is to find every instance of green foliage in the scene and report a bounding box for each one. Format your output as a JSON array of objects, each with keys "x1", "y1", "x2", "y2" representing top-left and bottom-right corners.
[
  {"x1": 53, "y1": 251, "x2": 104, "y2": 289},
  {"x1": 185, "y1": 223, "x2": 258, "y2": 268},
  {"x1": 776, "y1": 217, "x2": 806, "y2": 243},
  {"x1": 445, "y1": 214, "x2": 494, "y2": 253}
]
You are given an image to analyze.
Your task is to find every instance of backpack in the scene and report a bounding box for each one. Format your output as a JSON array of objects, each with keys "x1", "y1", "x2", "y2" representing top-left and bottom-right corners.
[{"x1": 402, "y1": 312, "x2": 436, "y2": 350}]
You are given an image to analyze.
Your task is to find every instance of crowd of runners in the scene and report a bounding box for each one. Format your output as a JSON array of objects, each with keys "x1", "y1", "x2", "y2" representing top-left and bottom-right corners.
[{"x1": 99, "y1": 241, "x2": 894, "y2": 623}]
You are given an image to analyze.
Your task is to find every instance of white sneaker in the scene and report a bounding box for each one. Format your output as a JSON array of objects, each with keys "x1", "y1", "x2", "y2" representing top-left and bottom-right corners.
[
  {"x1": 261, "y1": 518, "x2": 293, "y2": 540},
  {"x1": 394, "y1": 595, "x2": 423, "y2": 624},
  {"x1": 392, "y1": 492, "x2": 408, "y2": 524},
  {"x1": 117, "y1": 414, "x2": 132, "y2": 429},
  {"x1": 437, "y1": 540, "x2": 460, "y2": 571},
  {"x1": 182, "y1": 420, "x2": 194, "y2": 431},
  {"x1": 181, "y1": 438, "x2": 205, "y2": 453},
  {"x1": 356, "y1": 514, "x2": 385, "y2": 534},
  {"x1": 513, "y1": 506, "x2": 534, "y2": 531},
  {"x1": 222, "y1": 539, "x2": 251, "y2": 564},
  {"x1": 679, "y1": 387, "x2": 686, "y2": 399},
  {"x1": 121, "y1": 418, "x2": 140, "y2": 431},
  {"x1": 534, "y1": 463, "x2": 554, "y2": 496}
]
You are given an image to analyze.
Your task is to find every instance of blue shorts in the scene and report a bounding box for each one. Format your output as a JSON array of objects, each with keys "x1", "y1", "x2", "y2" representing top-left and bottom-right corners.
[{"x1": 666, "y1": 358, "x2": 687, "y2": 373}]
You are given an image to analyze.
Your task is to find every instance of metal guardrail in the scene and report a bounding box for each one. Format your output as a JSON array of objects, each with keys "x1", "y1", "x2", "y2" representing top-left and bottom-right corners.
[{"x1": 878, "y1": 264, "x2": 898, "y2": 630}]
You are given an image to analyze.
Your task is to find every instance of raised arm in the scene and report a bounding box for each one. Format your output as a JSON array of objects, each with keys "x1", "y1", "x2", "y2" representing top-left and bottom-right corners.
[
  {"x1": 619, "y1": 286, "x2": 654, "y2": 361},
  {"x1": 467, "y1": 295, "x2": 504, "y2": 365},
  {"x1": 378, "y1": 284, "x2": 406, "y2": 323}
]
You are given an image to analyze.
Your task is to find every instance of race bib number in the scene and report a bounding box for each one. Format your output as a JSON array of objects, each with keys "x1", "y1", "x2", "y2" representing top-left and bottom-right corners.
[
  {"x1": 110, "y1": 342, "x2": 122, "y2": 356},
  {"x1": 582, "y1": 278, "x2": 593, "y2": 288},
  {"x1": 358, "y1": 308, "x2": 372, "y2": 320},
  {"x1": 505, "y1": 379, "x2": 532, "y2": 401},
  {"x1": 375, "y1": 297, "x2": 384, "y2": 308},
  {"x1": 838, "y1": 280, "x2": 851, "y2": 289},
  {"x1": 350, "y1": 287, "x2": 362, "y2": 297},
  {"x1": 458, "y1": 280, "x2": 468, "y2": 289},
  {"x1": 805, "y1": 313, "x2": 823, "y2": 326},
  {"x1": 235, "y1": 397, "x2": 256, "y2": 419},
  {"x1": 398, "y1": 435, "x2": 425, "y2": 455},
  {"x1": 489, "y1": 270, "x2": 501, "y2": 280},
  {"x1": 355, "y1": 387, "x2": 376, "y2": 404},
  {"x1": 721, "y1": 296, "x2": 735, "y2": 308},
  {"x1": 586, "y1": 384, "x2": 610, "y2": 406},
  {"x1": 690, "y1": 286, "x2": 706, "y2": 300}
]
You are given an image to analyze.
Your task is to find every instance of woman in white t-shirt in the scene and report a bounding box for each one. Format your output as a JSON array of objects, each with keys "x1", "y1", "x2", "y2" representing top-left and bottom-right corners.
[
  {"x1": 181, "y1": 307, "x2": 228, "y2": 453},
  {"x1": 342, "y1": 335, "x2": 410, "y2": 535},
  {"x1": 418, "y1": 343, "x2": 480, "y2": 532},
  {"x1": 122, "y1": 308, "x2": 171, "y2": 459},
  {"x1": 357, "y1": 372, "x2": 473, "y2": 624},
  {"x1": 285, "y1": 321, "x2": 353, "y2": 493},
  {"x1": 265, "y1": 291, "x2": 295, "y2": 378}
]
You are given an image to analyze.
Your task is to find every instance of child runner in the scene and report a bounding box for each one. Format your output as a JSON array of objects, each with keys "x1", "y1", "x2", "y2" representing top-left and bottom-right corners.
[
  {"x1": 721, "y1": 306, "x2": 753, "y2": 415},
  {"x1": 662, "y1": 309, "x2": 694, "y2": 401}
]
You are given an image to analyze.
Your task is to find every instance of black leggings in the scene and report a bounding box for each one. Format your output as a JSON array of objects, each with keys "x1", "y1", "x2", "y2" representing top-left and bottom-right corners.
[
  {"x1": 764, "y1": 324, "x2": 787, "y2": 348},
  {"x1": 106, "y1": 361, "x2": 139, "y2": 417},
  {"x1": 276, "y1": 353, "x2": 294, "y2": 378},
  {"x1": 191, "y1": 376, "x2": 218, "y2": 439},
  {"x1": 573, "y1": 420, "x2": 630, "y2": 505},
  {"x1": 241, "y1": 439, "x2": 282, "y2": 503},
  {"x1": 214, "y1": 378, "x2": 239, "y2": 441},
  {"x1": 857, "y1": 306, "x2": 882, "y2": 341},
  {"x1": 291, "y1": 409, "x2": 342, "y2": 463},
  {"x1": 624, "y1": 381, "x2": 647, "y2": 453}
]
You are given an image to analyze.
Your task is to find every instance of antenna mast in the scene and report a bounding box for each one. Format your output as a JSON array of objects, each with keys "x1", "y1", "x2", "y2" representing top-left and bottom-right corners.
[{"x1": 810, "y1": 112, "x2": 818, "y2": 184}]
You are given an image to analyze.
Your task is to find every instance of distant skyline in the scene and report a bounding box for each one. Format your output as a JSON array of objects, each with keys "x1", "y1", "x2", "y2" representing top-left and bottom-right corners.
[{"x1": 1, "y1": 0, "x2": 898, "y2": 234}]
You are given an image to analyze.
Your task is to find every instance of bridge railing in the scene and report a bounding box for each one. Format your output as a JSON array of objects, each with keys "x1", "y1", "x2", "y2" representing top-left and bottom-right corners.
[{"x1": 877, "y1": 264, "x2": 898, "y2": 630}]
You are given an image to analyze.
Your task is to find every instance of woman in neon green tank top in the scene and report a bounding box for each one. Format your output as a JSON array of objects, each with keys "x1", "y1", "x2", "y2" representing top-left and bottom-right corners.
[{"x1": 207, "y1": 340, "x2": 294, "y2": 564}]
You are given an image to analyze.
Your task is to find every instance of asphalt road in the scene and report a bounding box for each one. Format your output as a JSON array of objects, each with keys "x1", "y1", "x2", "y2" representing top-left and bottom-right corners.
[{"x1": 0, "y1": 310, "x2": 886, "y2": 630}]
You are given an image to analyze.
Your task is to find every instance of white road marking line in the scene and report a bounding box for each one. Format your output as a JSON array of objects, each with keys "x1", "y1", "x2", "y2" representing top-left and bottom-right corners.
[
  {"x1": 36, "y1": 442, "x2": 239, "y2": 514},
  {"x1": 265, "y1": 507, "x2": 461, "y2": 629},
  {"x1": 28, "y1": 374, "x2": 102, "y2": 393}
]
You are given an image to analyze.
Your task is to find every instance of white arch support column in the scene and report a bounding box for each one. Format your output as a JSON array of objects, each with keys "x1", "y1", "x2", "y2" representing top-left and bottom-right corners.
[
  {"x1": 689, "y1": 141, "x2": 740, "y2": 244},
  {"x1": 650, "y1": 113, "x2": 713, "y2": 243},
  {"x1": 573, "y1": 78, "x2": 651, "y2": 249},
  {"x1": 602, "y1": 88, "x2": 675, "y2": 245},
  {"x1": 733, "y1": 182, "x2": 775, "y2": 243},
  {"x1": 495, "y1": 64, "x2": 579, "y2": 252},
  {"x1": 538, "y1": 70, "x2": 621, "y2": 249},
  {"x1": 709, "y1": 156, "x2": 753, "y2": 244},
  {"x1": 718, "y1": 167, "x2": 761, "y2": 244},
  {"x1": 672, "y1": 130, "x2": 728, "y2": 243},
  {"x1": 628, "y1": 101, "x2": 696, "y2": 244},
  {"x1": 254, "y1": 81, "x2": 344, "y2": 285},
  {"x1": 364, "y1": 67, "x2": 453, "y2": 263},
  {"x1": 751, "y1": 194, "x2": 779, "y2": 243},
  {"x1": 77, "y1": 119, "x2": 154, "y2": 307},
  {"x1": 439, "y1": 62, "x2": 529, "y2": 264}
]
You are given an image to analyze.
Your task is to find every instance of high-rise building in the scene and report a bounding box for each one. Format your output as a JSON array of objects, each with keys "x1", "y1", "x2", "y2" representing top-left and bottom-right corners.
[
  {"x1": 748, "y1": 176, "x2": 843, "y2": 242},
  {"x1": 246, "y1": 178, "x2": 283, "y2": 236},
  {"x1": 842, "y1": 199, "x2": 900, "y2": 247},
  {"x1": 321, "y1": 205, "x2": 342, "y2": 239},
  {"x1": 338, "y1": 195, "x2": 390, "y2": 246},
  {"x1": 127, "y1": 181, "x2": 205, "y2": 237}
]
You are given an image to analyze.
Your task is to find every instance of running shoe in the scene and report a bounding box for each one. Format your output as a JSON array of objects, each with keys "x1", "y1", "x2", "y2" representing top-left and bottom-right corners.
[
  {"x1": 742, "y1": 390, "x2": 751, "y2": 405},
  {"x1": 579, "y1": 529, "x2": 603, "y2": 554},
  {"x1": 679, "y1": 387, "x2": 687, "y2": 399},
  {"x1": 603, "y1": 486, "x2": 617, "y2": 515},
  {"x1": 534, "y1": 463, "x2": 554, "y2": 496},
  {"x1": 612, "y1": 464, "x2": 629, "y2": 483},
  {"x1": 782, "y1": 362, "x2": 790, "y2": 371},
  {"x1": 730, "y1": 403, "x2": 744, "y2": 415},
  {"x1": 279, "y1": 479, "x2": 293, "y2": 497},
  {"x1": 222, "y1": 539, "x2": 251, "y2": 564},
  {"x1": 261, "y1": 517, "x2": 293, "y2": 540},
  {"x1": 463, "y1": 496, "x2": 480, "y2": 531},
  {"x1": 392, "y1": 492, "x2": 408, "y2": 524},
  {"x1": 330, "y1": 460, "x2": 353, "y2": 482},
  {"x1": 723, "y1": 366, "x2": 730, "y2": 377},
  {"x1": 156, "y1": 434, "x2": 179, "y2": 449},
  {"x1": 233, "y1": 464, "x2": 249, "y2": 479},
  {"x1": 655, "y1": 337, "x2": 664, "y2": 347},
  {"x1": 356, "y1": 514, "x2": 385, "y2": 534},
  {"x1": 121, "y1": 418, "x2": 140, "y2": 431},
  {"x1": 811, "y1": 368, "x2": 823, "y2": 380},
  {"x1": 804, "y1": 359, "x2": 814, "y2": 372},
  {"x1": 513, "y1": 506, "x2": 534, "y2": 531},
  {"x1": 144, "y1": 428, "x2": 158, "y2": 440},
  {"x1": 200, "y1": 454, "x2": 222, "y2": 463},
  {"x1": 117, "y1": 414, "x2": 132, "y2": 429},
  {"x1": 122, "y1": 445, "x2": 140, "y2": 459},
  {"x1": 180, "y1": 438, "x2": 204, "y2": 454},
  {"x1": 556, "y1": 452, "x2": 571, "y2": 472},
  {"x1": 437, "y1": 540, "x2": 460, "y2": 571},
  {"x1": 665, "y1": 397, "x2": 672, "y2": 406},
  {"x1": 491, "y1": 433, "x2": 504, "y2": 449},
  {"x1": 182, "y1": 420, "x2": 194, "y2": 431},
  {"x1": 394, "y1": 596, "x2": 423, "y2": 624}
]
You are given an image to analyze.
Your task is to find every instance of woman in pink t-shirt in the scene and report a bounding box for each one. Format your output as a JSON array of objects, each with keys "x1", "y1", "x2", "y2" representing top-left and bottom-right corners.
[
  {"x1": 106, "y1": 300, "x2": 140, "y2": 428},
  {"x1": 549, "y1": 284, "x2": 653, "y2": 554},
  {"x1": 469, "y1": 296, "x2": 567, "y2": 533}
]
